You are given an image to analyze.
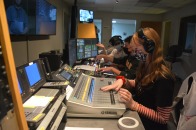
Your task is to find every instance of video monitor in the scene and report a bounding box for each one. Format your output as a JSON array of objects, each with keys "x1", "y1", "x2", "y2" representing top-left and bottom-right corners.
[
  {"x1": 18, "y1": 81, "x2": 23, "y2": 94},
  {"x1": 16, "y1": 59, "x2": 46, "y2": 92},
  {"x1": 79, "y1": 9, "x2": 93, "y2": 23},
  {"x1": 60, "y1": 71, "x2": 72, "y2": 80},
  {"x1": 76, "y1": 38, "x2": 98, "y2": 60},
  {"x1": 25, "y1": 63, "x2": 41, "y2": 87},
  {"x1": 4, "y1": 0, "x2": 57, "y2": 35},
  {"x1": 16, "y1": 59, "x2": 47, "y2": 102}
]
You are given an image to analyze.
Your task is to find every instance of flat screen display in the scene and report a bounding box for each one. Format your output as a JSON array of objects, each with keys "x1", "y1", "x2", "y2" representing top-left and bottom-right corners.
[
  {"x1": 76, "y1": 38, "x2": 98, "y2": 60},
  {"x1": 4, "y1": 0, "x2": 57, "y2": 35},
  {"x1": 18, "y1": 81, "x2": 23, "y2": 94},
  {"x1": 60, "y1": 71, "x2": 72, "y2": 80},
  {"x1": 25, "y1": 63, "x2": 41, "y2": 87},
  {"x1": 79, "y1": 9, "x2": 93, "y2": 23},
  {"x1": 35, "y1": 0, "x2": 57, "y2": 35}
]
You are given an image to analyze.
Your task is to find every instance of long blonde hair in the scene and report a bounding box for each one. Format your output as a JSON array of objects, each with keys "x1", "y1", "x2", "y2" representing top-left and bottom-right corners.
[{"x1": 134, "y1": 27, "x2": 175, "y2": 86}]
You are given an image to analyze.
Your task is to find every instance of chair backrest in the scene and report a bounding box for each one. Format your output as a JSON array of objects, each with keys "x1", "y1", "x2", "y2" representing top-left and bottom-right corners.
[{"x1": 172, "y1": 72, "x2": 196, "y2": 129}]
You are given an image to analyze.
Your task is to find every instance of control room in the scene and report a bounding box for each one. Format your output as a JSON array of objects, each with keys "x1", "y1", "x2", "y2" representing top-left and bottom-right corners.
[{"x1": 1, "y1": 0, "x2": 196, "y2": 130}]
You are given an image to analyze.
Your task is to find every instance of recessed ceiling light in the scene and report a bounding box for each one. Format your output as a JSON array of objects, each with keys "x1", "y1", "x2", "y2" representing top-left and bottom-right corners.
[{"x1": 116, "y1": 0, "x2": 119, "y2": 4}]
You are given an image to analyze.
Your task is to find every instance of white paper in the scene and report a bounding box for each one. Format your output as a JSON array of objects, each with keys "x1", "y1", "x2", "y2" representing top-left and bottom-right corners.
[
  {"x1": 74, "y1": 65, "x2": 96, "y2": 71},
  {"x1": 64, "y1": 127, "x2": 103, "y2": 130},
  {"x1": 23, "y1": 96, "x2": 52, "y2": 107}
]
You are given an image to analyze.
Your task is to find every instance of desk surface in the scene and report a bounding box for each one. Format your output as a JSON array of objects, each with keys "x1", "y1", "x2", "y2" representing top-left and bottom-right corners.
[{"x1": 65, "y1": 110, "x2": 145, "y2": 130}]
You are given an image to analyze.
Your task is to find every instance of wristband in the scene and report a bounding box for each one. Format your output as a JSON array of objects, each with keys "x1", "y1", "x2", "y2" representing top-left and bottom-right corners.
[{"x1": 116, "y1": 76, "x2": 126, "y2": 84}]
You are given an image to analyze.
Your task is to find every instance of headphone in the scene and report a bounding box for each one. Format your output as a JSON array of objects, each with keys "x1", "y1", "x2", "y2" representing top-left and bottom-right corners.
[
  {"x1": 137, "y1": 28, "x2": 155, "y2": 54},
  {"x1": 109, "y1": 35, "x2": 124, "y2": 46}
]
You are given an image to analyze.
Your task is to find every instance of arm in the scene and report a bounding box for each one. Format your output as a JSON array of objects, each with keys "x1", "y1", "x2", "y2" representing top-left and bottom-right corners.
[
  {"x1": 119, "y1": 78, "x2": 174, "y2": 124},
  {"x1": 101, "y1": 78, "x2": 135, "y2": 92},
  {"x1": 96, "y1": 43, "x2": 107, "y2": 55},
  {"x1": 99, "y1": 67, "x2": 121, "y2": 75},
  {"x1": 96, "y1": 54, "x2": 114, "y2": 62}
]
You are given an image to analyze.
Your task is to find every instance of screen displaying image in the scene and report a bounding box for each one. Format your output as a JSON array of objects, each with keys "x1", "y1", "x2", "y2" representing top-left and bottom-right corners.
[
  {"x1": 36, "y1": 0, "x2": 57, "y2": 35},
  {"x1": 4, "y1": 0, "x2": 57, "y2": 35},
  {"x1": 60, "y1": 71, "x2": 72, "y2": 80},
  {"x1": 79, "y1": 9, "x2": 93, "y2": 23},
  {"x1": 25, "y1": 63, "x2": 41, "y2": 87},
  {"x1": 76, "y1": 39, "x2": 98, "y2": 60},
  {"x1": 18, "y1": 81, "x2": 23, "y2": 94}
]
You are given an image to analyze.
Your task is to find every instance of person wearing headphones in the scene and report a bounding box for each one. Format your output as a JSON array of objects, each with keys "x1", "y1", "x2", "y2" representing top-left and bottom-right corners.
[
  {"x1": 96, "y1": 35, "x2": 126, "y2": 58},
  {"x1": 96, "y1": 35, "x2": 140, "y2": 79},
  {"x1": 100, "y1": 28, "x2": 175, "y2": 130}
]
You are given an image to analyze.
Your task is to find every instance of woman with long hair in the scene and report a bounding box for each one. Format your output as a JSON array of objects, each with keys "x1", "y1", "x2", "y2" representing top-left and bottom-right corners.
[{"x1": 101, "y1": 27, "x2": 175, "y2": 130}]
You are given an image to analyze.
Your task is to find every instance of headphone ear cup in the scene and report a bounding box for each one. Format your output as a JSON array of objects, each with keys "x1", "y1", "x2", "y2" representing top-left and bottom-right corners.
[{"x1": 143, "y1": 40, "x2": 155, "y2": 53}]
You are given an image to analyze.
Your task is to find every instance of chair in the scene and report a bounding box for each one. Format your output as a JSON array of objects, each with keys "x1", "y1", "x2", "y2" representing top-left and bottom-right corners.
[{"x1": 168, "y1": 72, "x2": 196, "y2": 130}]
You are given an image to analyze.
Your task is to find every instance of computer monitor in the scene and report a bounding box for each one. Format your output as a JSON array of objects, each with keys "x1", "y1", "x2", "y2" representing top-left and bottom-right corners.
[
  {"x1": 76, "y1": 38, "x2": 98, "y2": 60},
  {"x1": 25, "y1": 62, "x2": 41, "y2": 87},
  {"x1": 79, "y1": 9, "x2": 93, "y2": 23},
  {"x1": 16, "y1": 59, "x2": 46, "y2": 94},
  {"x1": 18, "y1": 81, "x2": 23, "y2": 94}
]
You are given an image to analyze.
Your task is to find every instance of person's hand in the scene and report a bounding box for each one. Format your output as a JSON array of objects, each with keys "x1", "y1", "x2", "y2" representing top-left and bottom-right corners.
[
  {"x1": 96, "y1": 43, "x2": 105, "y2": 49},
  {"x1": 100, "y1": 79, "x2": 123, "y2": 92},
  {"x1": 96, "y1": 54, "x2": 105, "y2": 60},
  {"x1": 118, "y1": 88, "x2": 135, "y2": 108},
  {"x1": 98, "y1": 67, "x2": 113, "y2": 72}
]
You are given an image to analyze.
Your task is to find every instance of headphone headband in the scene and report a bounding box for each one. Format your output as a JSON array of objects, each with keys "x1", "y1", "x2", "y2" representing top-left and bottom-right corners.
[{"x1": 137, "y1": 28, "x2": 155, "y2": 54}]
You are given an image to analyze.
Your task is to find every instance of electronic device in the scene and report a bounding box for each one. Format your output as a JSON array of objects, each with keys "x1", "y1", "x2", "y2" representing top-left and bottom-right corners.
[
  {"x1": 16, "y1": 59, "x2": 47, "y2": 102},
  {"x1": 39, "y1": 52, "x2": 63, "y2": 72},
  {"x1": 4, "y1": 0, "x2": 57, "y2": 35},
  {"x1": 76, "y1": 38, "x2": 98, "y2": 61},
  {"x1": 42, "y1": 81, "x2": 69, "y2": 94},
  {"x1": 46, "y1": 102, "x2": 67, "y2": 130},
  {"x1": 79, "y1": 9, "x2": 93, "y2": 23},
  {"x1": 67, "y1": 73, "x2": 126, "y2": 118},
  {"x1": 36, "y1": 92, "x2": 67, "y2": 130},
  {"x1": 137, "y1": 28, "x2": 155, "y2": 53},
  {"x1": 52, "y1": 64, "x2": 81, "y2": 86},
  {"x1": 23, "y1": 88, "x2": 61, "y2": 129}
]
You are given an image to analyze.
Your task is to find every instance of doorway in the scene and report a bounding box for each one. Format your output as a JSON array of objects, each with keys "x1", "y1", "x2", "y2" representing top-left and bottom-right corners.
[{"x1": 111, "y1": 19, "x2": 136, "y2": 40}]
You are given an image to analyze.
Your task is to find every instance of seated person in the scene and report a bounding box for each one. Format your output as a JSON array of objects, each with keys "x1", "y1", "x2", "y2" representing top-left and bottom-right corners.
[
  {"x1": 100, "y1": 28, "x2": 175, "y2": 130},
  {"x1": 96, "y1": 35, "x2": 126, "y2": 58},
  {"x1": 96, "y1": 35, "x2": 140, "y2": 79}
]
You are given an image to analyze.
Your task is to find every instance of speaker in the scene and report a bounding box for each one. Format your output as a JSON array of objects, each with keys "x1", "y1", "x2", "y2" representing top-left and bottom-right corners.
[{"x1": 39, "y1": 52, "x2": 62, "y2": 71}]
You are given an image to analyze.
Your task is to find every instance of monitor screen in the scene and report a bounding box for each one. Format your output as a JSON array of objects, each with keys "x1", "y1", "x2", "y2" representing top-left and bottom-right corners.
[
  {"x1": 4, "y1": 0, "x2": 57, "y2": 35},
  {"x1": 76, "y1": 38, "x2": 98, "y2": 60},
  {"x1": 35, "y1": 0, "x2": 57, "y2": 35},
  {"x1": 25, "y1": 62, "x2": 41, "y2": 87},
  {"x1": 18, "y1": 81, "x2": 23, "y2": 94},
  {"x1": 79, "y1": 9, "x2": 93, "y2": 23},
  {"x1": 60, "y1": 71, "x2": 72, "y2": 80}
]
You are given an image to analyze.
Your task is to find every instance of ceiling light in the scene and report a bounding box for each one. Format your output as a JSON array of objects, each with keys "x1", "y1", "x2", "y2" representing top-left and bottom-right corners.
[{"x1": 116, "y1": 0, "x2": 119, "y2": 4}]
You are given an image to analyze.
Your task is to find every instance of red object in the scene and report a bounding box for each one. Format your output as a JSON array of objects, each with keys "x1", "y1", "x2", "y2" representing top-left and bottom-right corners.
[{"x1": 116, "y1": 76, "x2": 126, "y2": 84}]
